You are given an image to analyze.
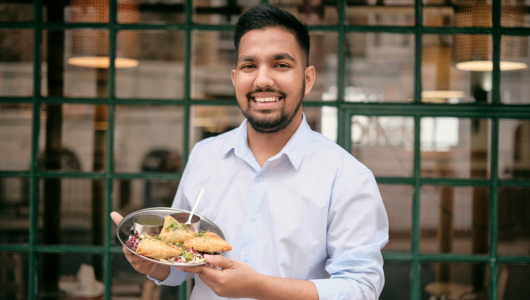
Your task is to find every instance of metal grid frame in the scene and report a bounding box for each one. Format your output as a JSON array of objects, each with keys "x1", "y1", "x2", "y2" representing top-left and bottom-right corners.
[{"x1": 1, "y1": 0, "x2": 530, "y2": 299}]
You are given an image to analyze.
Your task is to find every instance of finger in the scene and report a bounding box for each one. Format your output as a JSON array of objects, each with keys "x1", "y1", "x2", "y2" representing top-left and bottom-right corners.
[
  {"x1": 205, "y1": 255, "x2": 234, "y2": 269},
  {"x1": 176, "y1": 265, "x2": 207, "y2": 274},
  {"x1": 110, "y1": 211, "x2": 123, "y2": 225}
]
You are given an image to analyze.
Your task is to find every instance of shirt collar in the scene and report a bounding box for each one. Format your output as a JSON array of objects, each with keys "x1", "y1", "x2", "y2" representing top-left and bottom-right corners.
[{"x1": 221, "y1": 113, "x2": 314, "y2": 170}]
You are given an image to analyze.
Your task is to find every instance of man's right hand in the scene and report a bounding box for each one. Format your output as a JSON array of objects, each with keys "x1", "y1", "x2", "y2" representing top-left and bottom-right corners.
[{"x1": 111, "y1": 211, "x2": 170, "y2": 280}]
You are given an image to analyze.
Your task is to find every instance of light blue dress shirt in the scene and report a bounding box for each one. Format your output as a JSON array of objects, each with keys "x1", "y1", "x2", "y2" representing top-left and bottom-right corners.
[{"x1": 150, "y1": 115, "x2": 389, "y2": 300}]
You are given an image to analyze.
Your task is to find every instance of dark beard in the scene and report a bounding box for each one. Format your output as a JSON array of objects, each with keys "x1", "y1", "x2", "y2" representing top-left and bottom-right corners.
[{"x1": 241, "y1": 81, "x2": 305, "y2": 134}]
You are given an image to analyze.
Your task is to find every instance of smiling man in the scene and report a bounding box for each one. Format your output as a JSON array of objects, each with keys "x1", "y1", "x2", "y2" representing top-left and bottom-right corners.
[{"x1": 111, "y1": 4, "x2": 388, "y2": 300}]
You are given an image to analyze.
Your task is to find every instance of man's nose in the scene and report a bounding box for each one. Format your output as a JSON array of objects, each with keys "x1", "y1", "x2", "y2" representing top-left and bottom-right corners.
[{"x1": 254, "y1": 66, "x2": 274, "y2": 88}]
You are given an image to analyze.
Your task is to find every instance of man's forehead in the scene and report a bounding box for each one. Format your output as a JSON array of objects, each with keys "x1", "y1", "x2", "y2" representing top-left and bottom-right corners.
[{"x1": 237, "y1": 27, "x2": 302, "y2": 60}]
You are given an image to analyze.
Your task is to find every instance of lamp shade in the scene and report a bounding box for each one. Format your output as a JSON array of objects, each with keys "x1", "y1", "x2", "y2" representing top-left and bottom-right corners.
[
  {"x1": 454, "y1": 0, "x2": 528, "y2": 72},
  {"x1": 67, "y1": 0, "x2": 139, "y2": 68}
]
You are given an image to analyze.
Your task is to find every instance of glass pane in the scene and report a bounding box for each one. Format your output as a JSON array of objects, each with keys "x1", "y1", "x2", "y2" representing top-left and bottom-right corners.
[
  {"x1": 120, "y1": 0, "x2": 184, "y2": 24},
  {"x1": 345, "y1": 33, "x2": 415, "y2": 103},
  {"x1": 380, "y1": 262, "x2": 410, "y2": 300},
  {"x1": 0, "y1": 1, "x2": 33, "y2": 22},
  {"x1": 421, "y1": 118, "x2": 491, "y2": 179},
  {"x1": 190, "y1": 105, "x2": 245, "y2": 150},
  {"x1": 500, "y1": 36, "x2": 530, "y2": 105},
  {"x1": 192, "y1": 31, "x2": 235, "y2": 100},
  {"x1": 499, "y1": 119, "x2": 530, "y2": 179},
  {"x1": 111, "y1": 179, "x2": 179, "y2": 245},
  {"x1": 498, "y1": 187, "x2": 530, "y2": 256},
  {"x1": 420, "y1": 186, "x2": 490, "y2": 254},
  {"x1": 0, "y1": 104, "x2": 32, "y2": 171},
  {"x1": 424, "y1": 0, "x2": 492, "y2": 27},
  {"x1": 422, "y1": 35, "x2": 485, "y2": 104},
  {"x1": 114, "y1": 105, "x2": 184, "y2": 173},
  {"x1": 347, "y1": 1, "x2": 414, "y2": 26},
  {"x1": 192, "y1": 0, "x2": 259, "y2": 24},
  {"x1": 0, "y1": 178, "x2": 30, "y2": 244},
  {"x1": 116, "y1": 30, "x2": 185, "y2": 99},
  {"x1": 498, "y1": 264, "x2": 530, "y2": 299},
  {"x1": 39, "y1": 104, "x2": 107, "y2": 172},
  {"x1": 272, "y1": 0, "x2": 338, "y2": 25},
  {"x1": 43, "y1": 0, "x2": 109, "y2": 23},
  {"x1": 380, "y1": 185, "x2": 413, "y2": 253},
  {"x1": 0, "y1": 252, "x2": 28, "y2": 300},
  {"x1": 37, "y1": 178, "x2": 106, "y2": 246},
  {"x1": 303, "y1": 106, "x2": 337, "y2": 142},
  {"x1": 0, "y1": 30, "x2": 33, "y2": 96},
  {"x1": 112, "y1": 253, "x2": 183, "y2": 299},
  {"x1": 501, "y1": 2, "x2": 530, "y2": 28},
  {"x1": 351, "y1": 116, "x2": 414, "y2": 177},
  {"x1": 306, "y1": 32, "x2": 338, "y2": 101},
  {"x1": 421, "y1": 262, "x2": 489, "y2": 300},
  {"x1": 36, "y1": 253, "x2": 104, "y2": 300},
  {"x1": 42, "y1": 30, "x2": 110, "y2": 98}
]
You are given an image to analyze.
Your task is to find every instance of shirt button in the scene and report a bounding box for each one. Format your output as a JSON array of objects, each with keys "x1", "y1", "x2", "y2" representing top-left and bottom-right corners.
[
  {"x1": 257, "y1": 176, "x2": 263, "y2": 182},
  {"x1": 242, "y1": 255, "x2": 249, "y2": 262},
  {"x1": 251, "y1": 215, "x2": 256, "y2": 221}
]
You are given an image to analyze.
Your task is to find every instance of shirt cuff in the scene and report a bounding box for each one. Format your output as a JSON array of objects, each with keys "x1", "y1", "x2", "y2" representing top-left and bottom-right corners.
[
  {"x1": 147, "y1": 267, "x2": 191, "y2": 286},
  {"x1": 311, "y1": 278, "x2": 349, "y2": 300}
]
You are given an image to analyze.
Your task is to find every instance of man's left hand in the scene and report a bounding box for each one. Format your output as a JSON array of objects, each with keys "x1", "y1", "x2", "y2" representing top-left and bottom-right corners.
[{"x1": 177, "y1": 255, "x2": 262, "y2": 299}]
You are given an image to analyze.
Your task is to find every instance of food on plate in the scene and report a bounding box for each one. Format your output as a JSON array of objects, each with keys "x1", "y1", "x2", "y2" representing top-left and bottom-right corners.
[
  {"x1": 183, "y1": 231, "x2": 233, "y2": 253},
  {"x1": 136, "y1": 236, "x2": 184, "y2": 260},
  {"x1": 159, "y1": 215, "x2": 196, "y2": 244}
]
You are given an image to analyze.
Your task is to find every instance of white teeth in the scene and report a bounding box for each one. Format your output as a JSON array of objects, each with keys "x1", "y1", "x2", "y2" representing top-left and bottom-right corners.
[{"x1": 254, "y1": 97, "x2": 279, "y2": 103}]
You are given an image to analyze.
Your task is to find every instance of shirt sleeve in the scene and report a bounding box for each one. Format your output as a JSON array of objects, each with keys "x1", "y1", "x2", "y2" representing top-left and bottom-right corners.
[
  {"x1": 311, "y1": 171, "x2": 389, "y2": 300},
  {"x1": 147, "y1": 267, "x2": 193, "y2": 286}
]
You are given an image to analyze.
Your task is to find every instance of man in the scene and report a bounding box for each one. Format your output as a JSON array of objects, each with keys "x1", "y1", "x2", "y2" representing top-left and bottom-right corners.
[{"x1": 111, "y1": 4, "x2": 388, "y2": 299}]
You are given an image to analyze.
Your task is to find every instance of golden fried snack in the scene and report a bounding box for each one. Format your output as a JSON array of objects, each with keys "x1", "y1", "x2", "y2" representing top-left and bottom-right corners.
[
  {"x1": 136, "y1": 238, "x2": 183, "y2": 261},
  {"x1": 183, "y1": 231, "x2": 232, "y2": 253},
  {"x1": 159, "y1": 215, "x2": 195, "y2": 244}
]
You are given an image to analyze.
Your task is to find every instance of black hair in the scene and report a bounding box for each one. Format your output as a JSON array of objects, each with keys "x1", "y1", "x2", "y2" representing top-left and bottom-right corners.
[{"x1": 234, "y1": 4, "x2": 310, "y2": 66}]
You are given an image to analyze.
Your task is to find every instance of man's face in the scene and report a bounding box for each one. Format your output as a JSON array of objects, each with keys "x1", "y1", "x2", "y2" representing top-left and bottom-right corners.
[{"x1": 231, "y1": 27, "x2": 315, "y2": 134}]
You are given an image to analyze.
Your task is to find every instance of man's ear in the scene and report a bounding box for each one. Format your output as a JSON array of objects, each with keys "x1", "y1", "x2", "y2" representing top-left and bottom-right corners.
[
  {"x1": 231, "y1": 69, "x2": 236, "y2": 87},
  {"x1": 304, "y1": 66, "x2": 316, "y2": 96}
]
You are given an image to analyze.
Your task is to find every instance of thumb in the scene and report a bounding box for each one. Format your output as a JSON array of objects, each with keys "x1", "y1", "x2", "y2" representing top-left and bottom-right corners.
[
  {"x1": 110, "y1": 211, "x2": 124, "y2": 226},
  {"x1": 205, "y1": 255, "x2": 234, "y2": 269}
]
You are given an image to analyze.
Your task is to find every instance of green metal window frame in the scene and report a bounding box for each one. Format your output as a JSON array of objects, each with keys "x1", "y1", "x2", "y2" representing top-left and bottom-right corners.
[{"x1": 1, "y1": 0, "x2": 530, "y2": 299}]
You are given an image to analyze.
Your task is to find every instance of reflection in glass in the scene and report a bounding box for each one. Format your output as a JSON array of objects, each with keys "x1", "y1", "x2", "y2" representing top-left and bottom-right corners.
[
  {"x1": 499, "y1": 119, "x2": 530, "y2": 179},
  {"x1": 420, "y1": 186, "x2": 489, "y2": 254},
  {"x1": 42, "y1": 30, "x2": 110, "y2": 98},
  {"x1": 116, "y1": 30, "x2": 185, "y2": 99},
  {"x1": 380, "y1": 263, "x2": 410, "y2": 300},
  {"x1": 192, "y1": 0, "x2": 259, "y2": 25},
  {"x1": 36, "y1": 253, "x2": 104, "y2": 300},
  {"x1": 307, "y1": 32, "x2": 337, "y2": 101},
  {"x1": 0, "y1": 252, "x2": 28, "y2": 300},
  {"x1": 0, "y1": 178, "x2": 30, "y2": 244},
  {"x1": 272, "y1": 0, "x2": 338, "y2": 25},
  {"x1": 114, "y1": 105, "x2": 184, "y2": 173},
  {"x1": 38, "y1": 178, "x2": 106, "y2": 246},
  {"x1": 303, "y1": 106, "x2": 337, "y2": 141},
  {"x1": 421, "y1": 118, "x2": 491, "y2": 179},
  {"x1": 0, "y1": 2, "x2": 33, "y2": 22},
  {"x1": 421, "y1": 262, "x2": 489, "y2": 300},
  {"x1": 501, "y1": 1, "x2": 530, "y2": 28},
  {"x1": 192, "y1": 31, "x2": 236, "y2": 100},
  {"x1": 0, "y1": 104, "x2": 32, "y2": 171},
  {"x1": 39, "y1": 104, "x2": 107, "y2": 172},
  {"x1": 345, "y1": 33, "x2": 414, "y2": 103},
  {"x1": 379, "y1": 185, "x2": 413, "y2": 253},
  {"x1": 351, "y1": 116, "x2": 414, "y2": 177},
  {"x1": 498, "y1": 187, "x2": 530, "y2": 256},
  {"x1": 422, "y1": 35, "x2": 476, "y2": 104},
  {"x1": 119, "y1": 0, "x2": 184, "y2": 24},
  {"x1": 0, "y1": 30, "x2": 33, "y2": 96},
  {"x1": 498, "y1": 264, "x2": 530, "y2": 299},
  {"x1": 500, "y1": 36, "x2": 530, "y2": 105},
  {"x1": 347, "y1": 0, "x2": 414, "y2": 26},
  {"x1": 190, "y1": 106, "x2": 245, "y2": 150}
]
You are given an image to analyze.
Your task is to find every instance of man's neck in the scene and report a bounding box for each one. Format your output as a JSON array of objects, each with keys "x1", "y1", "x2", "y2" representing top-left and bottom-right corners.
[{"x1": 247, "y1": 114, "x2": 303, "y2": 168}]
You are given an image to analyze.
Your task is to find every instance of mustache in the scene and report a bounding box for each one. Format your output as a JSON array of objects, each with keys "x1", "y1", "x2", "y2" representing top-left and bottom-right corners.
[{"x1": 246, "y1": 88, "x2": 287, "y2": 99}]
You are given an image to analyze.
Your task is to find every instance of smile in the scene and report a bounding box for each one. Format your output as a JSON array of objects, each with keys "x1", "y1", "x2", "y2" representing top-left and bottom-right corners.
[{"x1": 252, "y1": 96, "x2": 281, "y2": 103}]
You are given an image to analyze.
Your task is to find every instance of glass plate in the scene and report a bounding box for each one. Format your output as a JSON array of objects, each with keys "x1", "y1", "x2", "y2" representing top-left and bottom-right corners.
[{"x1": 116, "y1": 207, "x2": 225, "y2": 267}]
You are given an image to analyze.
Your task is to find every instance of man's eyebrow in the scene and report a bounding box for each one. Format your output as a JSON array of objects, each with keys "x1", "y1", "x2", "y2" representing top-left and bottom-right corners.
[
  {"x1": 272, "y1": 53, "x2": 296, "y2": 62},
  {"x1": 237, "y1": 55, "x2": 255, "y2": 62}
]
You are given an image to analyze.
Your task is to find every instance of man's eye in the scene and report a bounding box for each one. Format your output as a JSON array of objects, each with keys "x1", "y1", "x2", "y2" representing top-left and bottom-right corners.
[
  {"x1": 275, "y1": 63, "x2": 289, "y2": 68},
  {"x1": 241, "y1": 65, "x2": 255, "y2": 69}
]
